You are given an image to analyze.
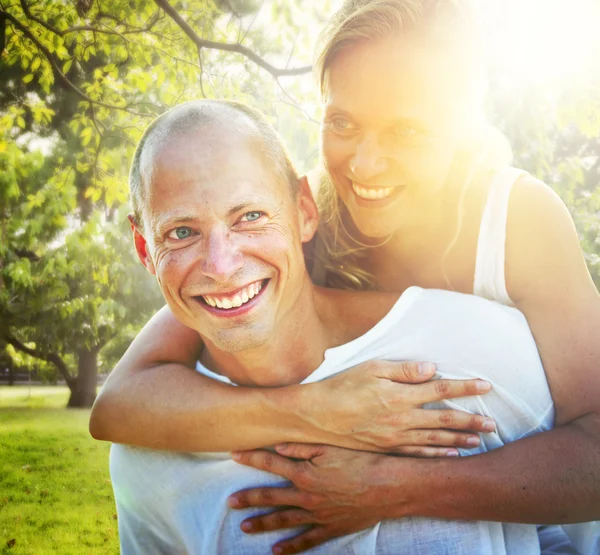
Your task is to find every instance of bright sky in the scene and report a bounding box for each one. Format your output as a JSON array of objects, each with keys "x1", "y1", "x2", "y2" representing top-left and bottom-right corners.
[{"x1": 483, "y1": 0, "x2": 600, "y2": 87}]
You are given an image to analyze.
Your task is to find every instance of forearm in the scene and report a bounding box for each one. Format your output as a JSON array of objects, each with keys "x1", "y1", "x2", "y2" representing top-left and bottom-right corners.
[
  {"x1": 396, "y1": 414, "x2": 600, "y2": 523},
  {"x1": 90, "y1": 364, "x2": 312, "y2": 451}
]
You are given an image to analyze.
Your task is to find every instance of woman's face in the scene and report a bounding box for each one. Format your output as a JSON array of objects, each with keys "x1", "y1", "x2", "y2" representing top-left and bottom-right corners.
[{"x1": 321, "y1": 34, "x2": 481, "y2": 238}]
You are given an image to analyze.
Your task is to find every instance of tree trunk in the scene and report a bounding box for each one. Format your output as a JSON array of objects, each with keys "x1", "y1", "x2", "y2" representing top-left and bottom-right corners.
[{"x1": 67, "y1": 346, "x2": 98, "y2": 408}]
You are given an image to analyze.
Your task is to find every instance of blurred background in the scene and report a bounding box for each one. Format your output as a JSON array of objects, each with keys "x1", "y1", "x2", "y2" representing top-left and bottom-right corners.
[{"x1": 0, "y1": 0, "x2": 599, "y2": 552}]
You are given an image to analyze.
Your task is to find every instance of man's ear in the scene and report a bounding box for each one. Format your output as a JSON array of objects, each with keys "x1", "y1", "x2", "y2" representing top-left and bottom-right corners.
[
  {"x1": 296, "y1": 176, "x2": 319, "y2": 244},
  {"x1": 128, "y1": 213, "x2": 156, "y2": 275}
]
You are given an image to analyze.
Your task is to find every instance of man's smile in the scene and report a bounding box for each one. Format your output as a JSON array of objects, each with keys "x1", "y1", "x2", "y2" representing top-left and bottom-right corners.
[{"x1": 193, "y1": 279, "x2": 270, "y2": 317}]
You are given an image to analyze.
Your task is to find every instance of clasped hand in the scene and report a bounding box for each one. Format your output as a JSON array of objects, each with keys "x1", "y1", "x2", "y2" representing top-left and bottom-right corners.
[{"x1": 227, "y1": 359, "x2": 495, "y2": 554}]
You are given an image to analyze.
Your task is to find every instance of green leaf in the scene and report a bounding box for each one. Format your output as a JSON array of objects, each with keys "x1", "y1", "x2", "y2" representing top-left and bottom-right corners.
[
  {"x1": 23, "y1": 74, "x2": 34, "y2": 84},
  {"x1": 63, "y1": 58, "x2": 73, "y2": 73}
]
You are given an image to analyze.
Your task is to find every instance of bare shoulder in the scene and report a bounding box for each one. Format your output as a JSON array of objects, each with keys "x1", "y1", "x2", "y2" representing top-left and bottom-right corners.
[
  {"x1": 315, "y1": 287, "x2": 400, "y2": 342},
  {"x1": 505, "y1": 173, "x2": 592, "y2": 305}
]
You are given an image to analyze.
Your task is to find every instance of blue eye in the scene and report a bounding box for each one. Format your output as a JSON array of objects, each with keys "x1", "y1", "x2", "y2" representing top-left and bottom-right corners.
[
  {"x1": 241, "y1": 212, "x2": 262, "y2": 222},
  {"x1": 169, "y1": 227, "x2": 193, "y2": 240}
]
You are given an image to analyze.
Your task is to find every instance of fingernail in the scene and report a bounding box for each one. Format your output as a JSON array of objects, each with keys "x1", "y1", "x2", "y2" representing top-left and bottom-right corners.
[
  {"x1": 228, "y1": 496, "x2": 240, "y2": 508},
  {"x1": 241, "y1": 521, "x2": 253, "y2": 532},
  {"x1": 482, "y1": 418, "x2": 496, "y2": 432},
  {"x1": 466, "y1": 436, "x2": 480, "y2": 446},
  {"x1": 418, "y1": 362, "x2": 434, "y2": 376},
  {"x1": 275, "y1": 443, "x2": 288, "y2": 452},
  {"x1": 476, "y1": 380, "x2": 491, "y2": 392},
  {"x1": 231, "y1": 452, "x2": 241, "y2": 461},
  {"x1": 446, "y1": 449, "x2": 460, "y2": 457}
]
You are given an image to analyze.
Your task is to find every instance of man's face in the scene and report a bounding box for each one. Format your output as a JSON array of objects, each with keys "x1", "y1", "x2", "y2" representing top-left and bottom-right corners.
[{"x1": 133, "y1": 126, "x2": 318, "y2": 353}]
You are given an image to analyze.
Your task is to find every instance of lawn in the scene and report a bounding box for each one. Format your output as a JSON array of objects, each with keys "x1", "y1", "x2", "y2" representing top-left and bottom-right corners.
[{"x1": 0, "y1": 386, "x2": 118, "y2": 554}]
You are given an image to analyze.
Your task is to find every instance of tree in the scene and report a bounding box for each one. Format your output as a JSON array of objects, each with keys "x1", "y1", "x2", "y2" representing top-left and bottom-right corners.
[
  {"x1": 0, "y1": 0, "x2": 598, "y2": 408},
  {"x1": 0, "y1": 0, "x2": 331, "y2": 406}
]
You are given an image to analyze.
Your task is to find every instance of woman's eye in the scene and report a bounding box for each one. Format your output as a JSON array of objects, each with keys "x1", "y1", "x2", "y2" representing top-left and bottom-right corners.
[
  {"x1": 331, "y1": 117, "x2": 354, "y2": 131},
  {"x1": 392, "y1": 126, "x2": 419, "y2": 139},
  {"x1": 168, "y1": 227, "x2": 193, "y2": 240},
  {"x1": 240, "y1": 211, "x2": 263, "y2": 222}
]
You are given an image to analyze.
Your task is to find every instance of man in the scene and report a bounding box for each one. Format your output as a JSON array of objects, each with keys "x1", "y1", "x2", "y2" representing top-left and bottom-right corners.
[{"x1": 109, "y1": 100, "x2": 591, "y2": 554}]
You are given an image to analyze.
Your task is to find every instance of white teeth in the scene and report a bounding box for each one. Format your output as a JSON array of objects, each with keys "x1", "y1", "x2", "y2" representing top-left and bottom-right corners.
[
  {"x1": 352, "y1": 184, "x2": 393, "y2": 200},
  {"x1": 202, "y1": 281, "x2": 264, "y2": 310}
]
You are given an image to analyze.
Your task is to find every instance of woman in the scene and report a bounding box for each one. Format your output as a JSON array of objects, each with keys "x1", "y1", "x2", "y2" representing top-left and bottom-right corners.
[{"x1": 90, "y1": 0, "x2": 600, "y2": 553}]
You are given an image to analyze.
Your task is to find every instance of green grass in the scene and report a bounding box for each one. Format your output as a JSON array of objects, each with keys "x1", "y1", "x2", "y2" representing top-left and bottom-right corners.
[{"x1": 0, "y1": 386, "x2": 118, "y2": 554}]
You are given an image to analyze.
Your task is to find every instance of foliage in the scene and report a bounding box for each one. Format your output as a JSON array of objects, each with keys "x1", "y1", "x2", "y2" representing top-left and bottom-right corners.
[
  {"x1": 490, "y1": 78, "x2": 600, "y2": 289},
  {"x1": 0, "y1": 0, "x2": 598, "y2": 410},
  {"x1": 0, "y1": 0, "x2": 330, "y2": 406}
]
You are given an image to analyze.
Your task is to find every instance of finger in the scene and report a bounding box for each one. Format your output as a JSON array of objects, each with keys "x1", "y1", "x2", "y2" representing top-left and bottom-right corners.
[
  {"x1": 274, "y1": 443, "x2": 326, "y2": 460},
  {"x1": 391, "y1": 445, "x2": 461, "y2": 458},
  {"x1": 228, "y1": 486, "x2": 308, "y2": 510},
  {"x1": 241, "y1": 509, "x2": 314, "y2": 534},
  {"x1": 411, "y1": 409, "x2": 496, "y2": 434},
  {"x1": 400, "y1": 427, "x2": 482, "y2": 449},
  {"x1": 231, "y1": 449, "x2": 300, "y2": 481},
  {"x1": 372, "y1": 359, "x2": 436, "y2": 383},
  {"x1": 416, "y1": 378, "x2": 492, "y2": 404},
  {"x1": 273, "y1": 526, "x2": 337, "y2": 555}
]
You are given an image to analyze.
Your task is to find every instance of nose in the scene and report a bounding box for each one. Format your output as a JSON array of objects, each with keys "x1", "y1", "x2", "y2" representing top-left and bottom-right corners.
[
  {"x1": 199, "y1": 229, "x2": 243, "y2": 282},
  {"x1": 349, "y1": 133, "x2": 388, "y2": 183}
]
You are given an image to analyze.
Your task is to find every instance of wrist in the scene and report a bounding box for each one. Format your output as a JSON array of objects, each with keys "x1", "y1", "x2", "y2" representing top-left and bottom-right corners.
[
  {"x1": 378, "y1": 456, "x2": 439, "y2": 519},
  {"x1": 259, "y1": 382, "x2": 321, "y2": 444}
]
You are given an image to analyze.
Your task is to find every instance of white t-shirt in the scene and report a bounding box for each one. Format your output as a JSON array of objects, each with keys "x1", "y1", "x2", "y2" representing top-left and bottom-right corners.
[{"x1": 111, "y1": 287, "x2": 598, "y2": 554}]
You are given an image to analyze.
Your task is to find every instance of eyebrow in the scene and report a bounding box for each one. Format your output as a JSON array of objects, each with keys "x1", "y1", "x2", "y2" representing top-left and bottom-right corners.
[{"x1": 151, "y1": 202, "x2": 259, "y2": 230}]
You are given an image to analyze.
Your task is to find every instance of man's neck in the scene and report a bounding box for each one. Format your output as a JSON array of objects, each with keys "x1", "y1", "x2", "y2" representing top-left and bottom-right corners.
[{"x1": 198, "y1": 280, "x2": 336, "y2": 387}]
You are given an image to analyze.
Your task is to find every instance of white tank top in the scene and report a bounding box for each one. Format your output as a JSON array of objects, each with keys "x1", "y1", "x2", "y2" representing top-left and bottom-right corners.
[{"x1": 473, "y1": 167, "x2": 526, "y2": 306}]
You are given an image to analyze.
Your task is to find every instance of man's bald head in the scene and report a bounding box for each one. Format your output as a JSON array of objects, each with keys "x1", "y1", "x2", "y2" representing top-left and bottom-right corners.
[{"x1": 129, "y1": 100, "x2": 299, "y2": 228}]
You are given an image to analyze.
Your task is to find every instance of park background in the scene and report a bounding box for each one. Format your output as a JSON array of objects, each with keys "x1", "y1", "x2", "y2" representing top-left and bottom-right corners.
[{"x1": 1, "y1": 0, "x2": 599, "y2": 553}]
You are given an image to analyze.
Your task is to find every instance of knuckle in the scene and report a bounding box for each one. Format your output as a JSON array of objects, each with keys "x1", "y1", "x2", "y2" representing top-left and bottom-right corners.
[
  {"x1": 293, "y1": 467, "x2": 313, "y2": 489},
  {"x1": 262, "y1": 453, "x2": 276, "y2": 470},
  {"x1": 294, "y1": 535, "x2": 316, "y2": 551},
  {"x1": 258, "y1": 488, "x2": 275, "y2": 505},
  {"x1": 438, "y1": 411, "x2": 454, "y2": 427},
  {"x1": 434, "y1": 380, "x2": 451, "y2": 396},
  {"x1": 271, "y1": 511, "x2": 290, "y2": 528},
  {"x1": 426, "y1": 430, "x2": 440, "y2": 443},
  {"x1": 299, "y1": 492, "x2": 316, "y2": 509}
]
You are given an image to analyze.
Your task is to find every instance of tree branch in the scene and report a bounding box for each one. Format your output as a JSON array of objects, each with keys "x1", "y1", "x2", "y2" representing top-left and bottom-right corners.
[
  {"x1": 154, "y1": 0, "x2": 312, "y2": 78},
  {"x1": 3, "y1": 12, "x2": 154, "y2": 117},
  {"x1": 3, "y1": 333, "x2": 75, "y2": 386}
]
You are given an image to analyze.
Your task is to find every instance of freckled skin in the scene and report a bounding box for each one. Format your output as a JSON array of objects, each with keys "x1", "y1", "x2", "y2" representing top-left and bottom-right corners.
[
  {"x1": 322, "y1": 34, "x2": 482, "y2": 238},
  {"x1": 132, "y1": 125, "x2": 317, "y2": 356}
]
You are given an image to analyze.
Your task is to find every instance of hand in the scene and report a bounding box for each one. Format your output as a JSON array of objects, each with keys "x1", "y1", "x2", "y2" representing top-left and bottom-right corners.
[
  {"x1": 229, "y1": 443, "x2": 409, "y2": 554},
  {"x1": 301, "y1": 360, "x2": 495, "y2": 456}
]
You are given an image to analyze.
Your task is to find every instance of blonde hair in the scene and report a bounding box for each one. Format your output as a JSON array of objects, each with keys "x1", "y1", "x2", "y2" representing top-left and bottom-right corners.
[{"x1": 311, "y1": 0, "x2": 512, "y2": 290}]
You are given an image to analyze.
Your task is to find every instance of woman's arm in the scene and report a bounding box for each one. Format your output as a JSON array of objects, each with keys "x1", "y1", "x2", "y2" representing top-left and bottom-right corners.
[
  {"x1": 90, "y1": 305, "x2": 307, "y2": 451},
  {"x1": 90, "y1": 306, "x2": 493, "y2": 453},
  {"x1": 227, "y1": 178, "x2": 600, "y2": 552}
]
